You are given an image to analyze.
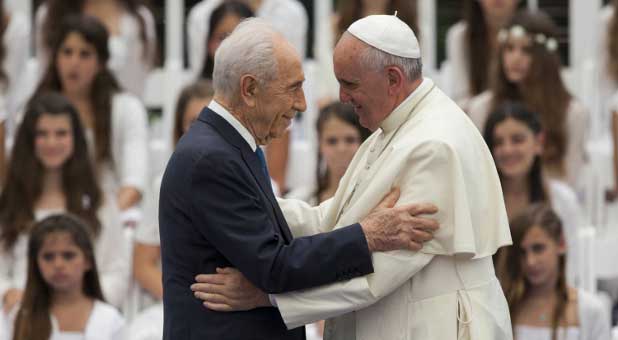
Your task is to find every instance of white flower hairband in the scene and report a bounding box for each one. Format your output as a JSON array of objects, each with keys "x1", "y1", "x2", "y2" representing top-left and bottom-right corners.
[{"x1": 497, "y1": 25, "x2": 558, "y2": 52}]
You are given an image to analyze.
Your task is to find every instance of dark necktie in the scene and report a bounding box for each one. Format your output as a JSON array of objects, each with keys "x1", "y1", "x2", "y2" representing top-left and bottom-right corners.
[{"x1": 255, "y1": 147, "x2": 270, "y2": 180}]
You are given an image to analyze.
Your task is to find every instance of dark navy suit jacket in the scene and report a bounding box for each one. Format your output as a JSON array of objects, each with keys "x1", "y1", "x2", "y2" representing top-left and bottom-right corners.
[{"x1": 159, "y1": 108, "x2": 374, "y2": 340}]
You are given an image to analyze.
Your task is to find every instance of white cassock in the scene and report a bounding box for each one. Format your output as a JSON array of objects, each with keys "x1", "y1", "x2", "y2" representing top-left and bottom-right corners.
[{"x1": 275, "y1": 78, "x2": 514, "y2": 340}]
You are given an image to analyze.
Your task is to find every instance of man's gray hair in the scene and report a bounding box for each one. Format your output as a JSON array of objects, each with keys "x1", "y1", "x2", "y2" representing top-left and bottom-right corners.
[
  {"x1": 358, "y1": 42, "x2": 423, "y2": 81},
  {"x1": 213, "y1": 18, "x2": 279, "y2": 100}
]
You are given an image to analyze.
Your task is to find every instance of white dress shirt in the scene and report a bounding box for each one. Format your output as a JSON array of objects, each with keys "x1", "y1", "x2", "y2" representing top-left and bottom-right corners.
[{"x1": 208, "y1": 100, "x2": 257, "y2": 151}]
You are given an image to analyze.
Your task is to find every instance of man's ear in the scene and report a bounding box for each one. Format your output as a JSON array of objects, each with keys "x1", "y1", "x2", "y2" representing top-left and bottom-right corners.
[
  {"x1": 240, "y1": 74, "x2": 259, "y2": 107},
  {"x1": 385, "y1": 66, "x2": 404, "y2": 96}
]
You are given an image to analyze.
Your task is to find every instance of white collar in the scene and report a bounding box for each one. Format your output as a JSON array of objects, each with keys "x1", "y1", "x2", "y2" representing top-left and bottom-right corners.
[
  {"x1": 380, "y1": 78, "x2": 434, "y2": 134},
  {"x1": 208, "y1": 100, "x2": 257, "y2": 151}
]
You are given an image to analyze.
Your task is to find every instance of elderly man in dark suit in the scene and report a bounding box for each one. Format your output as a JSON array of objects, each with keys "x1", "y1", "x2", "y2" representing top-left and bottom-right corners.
[{"x1": 159, "y1": 18, "x2": 438, "y2": 340}]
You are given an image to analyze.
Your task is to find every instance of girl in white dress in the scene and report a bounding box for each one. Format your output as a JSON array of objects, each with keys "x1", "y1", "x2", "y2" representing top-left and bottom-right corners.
[
  {"x1": 31, "y1": 15, "x2": 148, "y2": 214},
  {"x1": 500, "y1": 204, "x2": 610, "y2": 340},
  {"x1": 35, "y1": 0, "x2": 156, "y2": 98},
  {"x1": 443, "y1": 0, "x2": 518, "y2": 105},
  {"x1": 0, "y1": 93, "x2": 128, "y2": 313},
  {"x1": 4, "y1": 214, "x2": 124, "y2": 340},
  {"x1": 483, "y1": 102, "x2": 586, "y2": 286},
  {"x1": 467, "y1": 10, "x2": 589, "y2": 188}
]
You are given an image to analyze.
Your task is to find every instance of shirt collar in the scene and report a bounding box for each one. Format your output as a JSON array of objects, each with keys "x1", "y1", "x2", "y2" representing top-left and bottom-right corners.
[
  {"x1": 208, "y1": 100, "x2": 257, "y2": 151},
  {"x1": 380, "y1": 78, "x2": 434, "y2": 134}
]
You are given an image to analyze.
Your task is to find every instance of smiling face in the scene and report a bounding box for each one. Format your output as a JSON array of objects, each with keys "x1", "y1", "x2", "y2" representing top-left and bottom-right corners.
[
  {"x1": 333, "y1": 35, "x2": 393, "y2": 131},
  {"x1": 245, "y1": 38, "x2": 306, "y2": 145},
  {"x1": 491, "y1": 117, "x2": 542, "y2": 180},
  {"x1": 34, "y1": 113, "x2": 74, "y2": 171},
  {"x1": 56, "y1": 32, "x2": 101, "y2": 95},
  {"x1": 37, "y1": 231, "x2": 91, "y2": 293}
]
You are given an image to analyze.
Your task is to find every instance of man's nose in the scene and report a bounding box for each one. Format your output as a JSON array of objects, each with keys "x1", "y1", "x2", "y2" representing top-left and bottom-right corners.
[{"x1": 295, "y1": 88, "x2": 307, "y2": 113}]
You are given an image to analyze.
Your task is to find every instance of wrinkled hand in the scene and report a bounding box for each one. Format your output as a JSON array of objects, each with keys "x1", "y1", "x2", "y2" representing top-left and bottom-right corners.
[
  {"x1": 2, "y1": 288, "x2": 23, "y2": 314},
  {"x1": 361, "y1": 188, "x2": 439, "y2": 252},
  {"x1": 191, "y1": 267, "x2": 271, "y2": 312}
]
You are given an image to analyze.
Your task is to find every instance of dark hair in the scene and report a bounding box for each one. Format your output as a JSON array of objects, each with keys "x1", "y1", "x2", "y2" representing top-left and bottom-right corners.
[
  {"x1": 502, "y1": 204, "x2": 567, "y2": 340},
  {"x1": 41, "y1": 0, "x2": 152, "y2": 61},
  {"x1": 173, "y1": 80, "x2": 214, "y2": 145},
  {"x1": 34, "y1": 14, "x2": 121, "y2": 165},
  {"x1": 0, "y1": 92, "x2": 102, "y2": 251},
  {"x1": 336, "y1": 0, "x2": 418, "y2": 41},
  {"x1": 463, "y1": 0, "x2": 492, "y2": 96},
  {"x1": 199, "y1": 1, "x2": 254, "y2": 79},
  {"x1": 0, "y1": 3, "x2": 8, "y2": 87},
  {"x1": 490, "y1": 10, "x2": 570, "y2": 177},
  {"x1": 315, "y1": 102, "x2": 370, "y2": 201},
  {"x1": 608, "y1": 0, "x2": 618, "y2": 82},
  {"x1": 483, "y1": 101, "x2": 549, "y2": 205},
  {"x1": 12, "y1": 214, "x2": 105, "y2": 340}
]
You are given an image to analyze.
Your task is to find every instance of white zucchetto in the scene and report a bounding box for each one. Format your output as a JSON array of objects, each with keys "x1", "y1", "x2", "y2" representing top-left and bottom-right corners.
[{"x1": 347, "y1": 14, "x2": 421, "y2": 58}]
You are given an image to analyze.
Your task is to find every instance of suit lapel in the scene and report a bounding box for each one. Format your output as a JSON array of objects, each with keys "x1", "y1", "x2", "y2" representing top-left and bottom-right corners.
[
  {"x1": 201, "y1": 108, "x2": 293, "y2": 242},
  {"x1": 240, "y1": 149, "x2": 293, "y2": 242}
]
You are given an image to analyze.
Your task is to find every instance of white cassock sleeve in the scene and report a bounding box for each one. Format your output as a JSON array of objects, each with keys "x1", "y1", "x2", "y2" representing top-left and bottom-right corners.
[
  {"x1": 273, "y1": 141, "x2": 476, "y2": 329},
  {"x1": 276, "y1": 197, "x2": 333, "y2": 237}
]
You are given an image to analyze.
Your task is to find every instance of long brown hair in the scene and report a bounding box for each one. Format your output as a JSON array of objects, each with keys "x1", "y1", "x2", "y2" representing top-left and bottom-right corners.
[
  {"x1": 41, "y1": 0, "x2": 152, "y2": 61},
  {"x1": 199, "y1": 1, "x2": 253, "y2": 79},
  {"x1": 502, "y1": 204, "x2": 568, "y2": 340},
  {"x1": 336, "y1": 0, "x2": 418, "y2": 41},
  {"x1": 315, "y1": 102, "x2": 370, "y2": 202},
  {"x1": 173, "y1": 80, "x2": 214, "y2": 145},
  {"x1": 483, "y1": 101, "x2": 550, "y2": 205},
  {"x1": 0, "y1": 3, "x2": 9, "y2": 87},
  {"x1": 12, "y1": 214, "x2": 105, "y2": 340},
  {"x1": 608, "y1": 0, "x2": 618, "y2": 82},
  {"x1": 463, "y1": 0, "x2": 492, "y2": 96},
  {"x1": 0, "y1": 93, "x2": 102, "y2": 252},
  {"x1": 34, "y1": 14, "x2": 120, "y2": 165},
  {"x1": 490, "y1": 10, "x2": 571, "y2": 178}
]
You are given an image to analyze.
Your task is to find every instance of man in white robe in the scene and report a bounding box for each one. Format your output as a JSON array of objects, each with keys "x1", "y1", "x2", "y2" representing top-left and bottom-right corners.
[{"x1": 193, "y1": 14, "x2": 513, "y2": 340}]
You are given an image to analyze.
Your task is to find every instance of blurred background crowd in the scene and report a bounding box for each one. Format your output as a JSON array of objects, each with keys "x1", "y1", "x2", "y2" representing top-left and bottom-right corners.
[{"x1": 0, "y1": 0, "x2": 617, "y2": 339}]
